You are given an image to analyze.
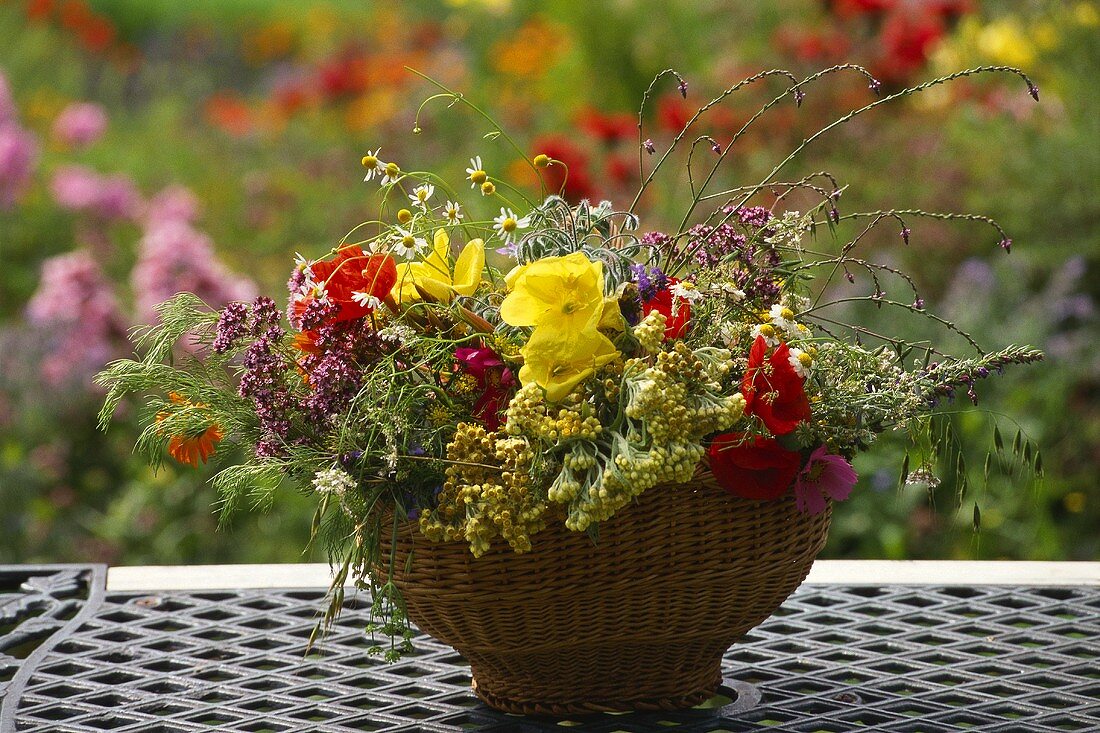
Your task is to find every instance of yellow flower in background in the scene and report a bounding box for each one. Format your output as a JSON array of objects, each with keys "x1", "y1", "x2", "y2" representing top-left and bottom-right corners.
[
  {"x1": 490, "y1": 17, "x2": 567, "y2": 79},
  {"x1": 392, "y1": 229, "x2": 484, "y2": 304},
  {"x1": 519, "y1": 324, "x2": 619, "y2": 402},
  {"x1": 1076, "y1": 2, "x2": 1099, "y2": 27},
  {"x1": 977, "y1": 18, "x2": 1035, "y2": 67},
  {"x1": 500, "y1": 252, "x2": 605, "y2": 332}
]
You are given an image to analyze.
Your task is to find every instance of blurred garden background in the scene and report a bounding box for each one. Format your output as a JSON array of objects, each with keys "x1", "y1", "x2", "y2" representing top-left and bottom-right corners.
[{"x1": 1, "y1": 0, "x2": 1096, "y2": 565}]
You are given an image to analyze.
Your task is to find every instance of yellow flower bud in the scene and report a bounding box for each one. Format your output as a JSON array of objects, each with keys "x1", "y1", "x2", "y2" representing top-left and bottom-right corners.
[
  {"x1": 397, "y1": 208, "x2": 413, "y2": 224},
  {"x1": 533, "y1": 154, "x2": 551, "y2": 168}
]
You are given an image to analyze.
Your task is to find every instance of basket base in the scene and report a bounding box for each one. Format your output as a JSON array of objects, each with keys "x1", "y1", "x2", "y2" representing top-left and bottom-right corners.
[{"x1": 469, "y1": 654, "x2": 723, "y2": 715}]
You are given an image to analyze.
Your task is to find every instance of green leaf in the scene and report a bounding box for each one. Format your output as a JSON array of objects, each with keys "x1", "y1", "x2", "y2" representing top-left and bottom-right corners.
[
  {"x1": 972, "y1": 504, "x2": 981, "y2": 531},
  {"x1": 898, "y1": 452, "x2": 910, "y2": 490},
  {"x1": 993, "y1": 426, "x2": 1004, "y2": 454}
]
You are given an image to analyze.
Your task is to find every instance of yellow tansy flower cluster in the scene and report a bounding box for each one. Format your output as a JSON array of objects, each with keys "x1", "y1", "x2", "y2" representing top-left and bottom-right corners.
[
  {"x1": 550, "y1": 343, "x2": 746, "y2": 531},
  {"x1": 419, "y1": 423, "x2": 547, "y2": 557}
]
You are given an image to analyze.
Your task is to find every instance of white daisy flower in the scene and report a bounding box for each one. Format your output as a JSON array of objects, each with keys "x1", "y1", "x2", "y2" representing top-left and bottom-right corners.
[
  {"x1": 351, "y1": 291, "x2": 384, "y2": 310},
  {"x1": 670, "y1": 281, "x2": 705, "y2": 303},
  {"x1": 293, "y1": 252, "x2": 316, "y2": 290},
  {"x1": 788, "y1": 346, "x2": 811, "y2": 378},
  {"x1": 391, "y1": 227, "x2": 427, "y2": 259},
  {"x1": 751, "y1": 323, "x2": 780, "y2": 347},
  {"x1": 466, "y1": 156, "x2": 488, "y2": 188},
  {"x1": 360, "y1": 149, "x2": 386, "y2": 182},
  {"x1": 409, "y1": 184, "x2": 435, "y2": 210},
  {"x1": 769, "y1": 303, "x2": 797, "y2": 332},
  {"x1": 380, "y1": 161, "x2": 402, "y2": 187},
  {"x1": 711, "y1": 281, "x2": 746, "y2": 300},
  {"x1": 492, "y1": 207, "x2": 530, "y2": 243},
  {"x1": 442, "y1": 200, "x2": 464, "y2": 224}
]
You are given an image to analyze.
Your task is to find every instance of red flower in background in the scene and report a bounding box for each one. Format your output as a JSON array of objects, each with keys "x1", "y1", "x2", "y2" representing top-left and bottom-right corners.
[
  {"x1": 656, "y1": 94, "x2": 693, "y2": 134},
  {"x1": 532, "y1": 134, "x2": 596, "y2": 204},
  {"x1": 454, "y1": 346, "x2": 516, "y2": 431},
  {"x1": 827, "y1": 0, "x2": 894, "y2": 18},
  {"x1": 877, "y1": 10, "x2": 945, "y2": 83},
  {"x1": 742, "y1": 336, "x2": 812, "y2": 435},
  {"x1": 576, "y1": 107, "x2": 635, "y2": 145},
  {"x1": 708, "y1": 432, "x2": 801, "y2": 500},
  {"x1": 642, "y1": 279, "x2": 691, "y2": 340},
  {"x1": 605, "y1": 154, "x2": 636, "y2": 188}
]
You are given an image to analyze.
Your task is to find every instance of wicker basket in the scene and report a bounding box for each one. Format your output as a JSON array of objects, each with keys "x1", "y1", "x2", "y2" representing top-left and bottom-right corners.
[{"x1": 389, "y1": 473, "x2": 831, "y2": 715}]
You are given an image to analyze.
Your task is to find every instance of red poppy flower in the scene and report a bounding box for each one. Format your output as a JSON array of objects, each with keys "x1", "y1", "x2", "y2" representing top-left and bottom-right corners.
[
  {"x1": 742, "y1": 336, "x2": 812, "y2": 435},
  {"x1": 642, "y1": 279, "x2": 691, "y2": 340},
  {"x1": 707, "y1": 432, "x2": 801, "y2": 500},
  {"x1": 309, "y1": 246, "x2": 397, "y2": 322}
]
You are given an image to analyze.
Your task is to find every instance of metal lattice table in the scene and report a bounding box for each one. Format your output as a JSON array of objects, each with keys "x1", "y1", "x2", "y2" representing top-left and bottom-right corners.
[{"x1": 1, "y1": 564, "x2": 1097, "y2": 732}]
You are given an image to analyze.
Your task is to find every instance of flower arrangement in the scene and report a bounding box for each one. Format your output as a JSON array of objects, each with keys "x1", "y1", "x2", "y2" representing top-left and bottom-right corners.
[{"x1": 98, "y1": 65, "x2": 1043, "y2": 662}]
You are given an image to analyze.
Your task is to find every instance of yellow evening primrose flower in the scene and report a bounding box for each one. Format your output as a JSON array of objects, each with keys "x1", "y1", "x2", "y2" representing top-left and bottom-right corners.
[
  {"x1": 500, "y1": 252, "x2": 605, "y2": 332},
  {"x1": 392, "y1": 229, "x2": 484, "y2": 304},
  {"x1": 519, "y1": 324, "x2": 619, "y2": 402}
]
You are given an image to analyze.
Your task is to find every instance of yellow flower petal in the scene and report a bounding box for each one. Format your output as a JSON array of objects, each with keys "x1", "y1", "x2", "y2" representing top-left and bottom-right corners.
[
  {"x1": 598, "y1": 296, "x2": 624, "y2": 332},
  {"x1": 518, "y1": 325, "x2": 619, "y2": 402},
  {"x1": 499, "y1": 253, "x2": 606, "y2": 331},
  {"x1": 504, "y1": 263, "x2": 528, "y2": 289},
  {"x1": 422, "y1": 229, "x2": 451, "y2": 280},
  {"x1": 451, "y1": 238, "x2": 485, "y2": 296}
]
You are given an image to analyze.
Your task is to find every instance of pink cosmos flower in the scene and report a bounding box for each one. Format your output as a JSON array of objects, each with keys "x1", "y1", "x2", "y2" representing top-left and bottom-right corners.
[
  {"x1": 793, "y1": 445, "x2": 858, "y2": 515},
  {"x1": 0, "y1": 122, "x2": 38, "y2": 210},
  {"x1": 52, "y1": 102, "x2": 108, "y2": 148}
]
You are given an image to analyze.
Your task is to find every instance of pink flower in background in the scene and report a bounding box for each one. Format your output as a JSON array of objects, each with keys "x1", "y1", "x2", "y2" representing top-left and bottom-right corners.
[
  {"x1": 793, "y1": 446, "x2": 858, "y2": 515},
  {"x1": 131, "y1": 219, "x2": 256, "y2": 323},
  {"x1": 0, "y1": 72, "x2": 15, "y2": 124},
  {"x1": 52, "y1": 102, "x2": 108, "y2": 148},
  {"x1": 51, "y1": 165, "x2": 142, "y2": 220},
  {"x1": 145, "y1": 184, "x2": 200, "y2": 227},
  {"x1": 0, "y1": 122, "x2": 38, "y2": 210},
  {"x1": 25, "y1": 250, "x2": 128, "y2": 387}
]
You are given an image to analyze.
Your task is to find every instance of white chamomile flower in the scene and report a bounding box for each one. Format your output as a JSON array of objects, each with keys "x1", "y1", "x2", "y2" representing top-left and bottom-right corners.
[
  {"x1": 351, "y1": 291, "x2": 384, "y2": 310},
  {"x1": 293, "y1": 252, "x2": 316, "y2": 288},
  {"x1": 492, "y1": 207, "x2": 530, "y2": 243},
  {"x1": 788, "y1": 346, "x2": 812, "y2": 378},
  {"x1": 409, "y1": 183, "x2": 435, "y2": 210},
  {"x1": 380, "y1": 161, "x2": 402, "y2": 186},
  {"x1": 769, "y1": 303, "x2": 797, "y2": 332},
  {"x1": 670, "y1": 280, "x2": 705, "y2": 303},
  {"x1": 360, "y1": 148, "x2": 386, "y2": 182},
  {"x1": 751, "y1": 323, "x2": 780, "y2": 347},
  {"x1": 466, "y1": 156, "x2": 488, "y2": 188},
  {"x1": 392, "y1": 227, "x2": 427, "y2": 258},
  {"x1": 712, "y1": 281, "x2": 746, "y2": 300},
  {"x1": 442, "y1": 200, "x2": 464, "y2": 224}
]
